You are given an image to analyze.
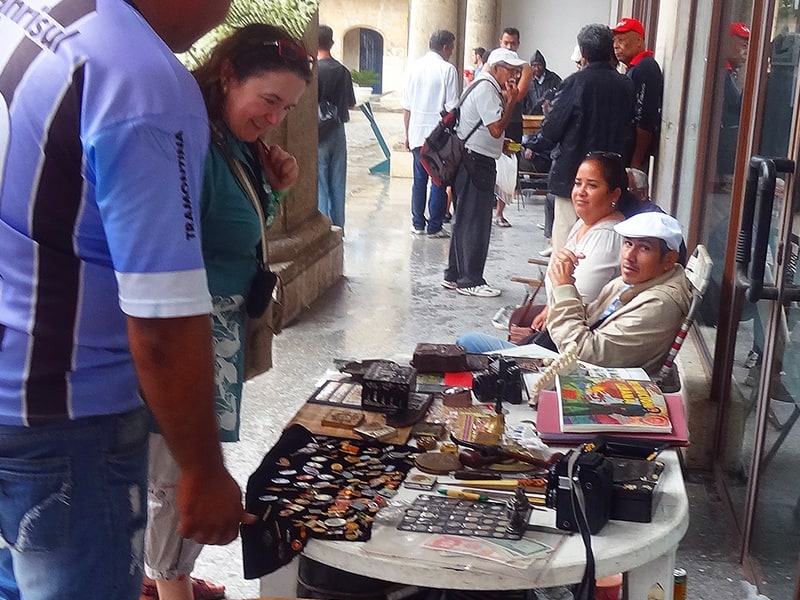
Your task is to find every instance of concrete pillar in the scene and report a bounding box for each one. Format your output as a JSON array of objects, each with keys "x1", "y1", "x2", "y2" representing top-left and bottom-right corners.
[
  {"x1": 463, "y1": 0, "x2": 498, "y2": 67},
  {"x1": 408, "y1": 0, "x2": 459, "y2": 60}
]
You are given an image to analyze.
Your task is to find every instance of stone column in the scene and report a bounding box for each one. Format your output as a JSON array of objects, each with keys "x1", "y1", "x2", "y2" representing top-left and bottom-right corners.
[
  {"x1": 408, "y1": 0, "x2": 459, "y2": 60},
  {"x1": 463, "y1": 0, "x2": 498, "y2": 66}
]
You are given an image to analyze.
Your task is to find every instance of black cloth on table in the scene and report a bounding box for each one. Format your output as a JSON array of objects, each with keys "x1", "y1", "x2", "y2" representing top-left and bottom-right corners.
[{"x1": 242, "y1": 424, "x2": 417, "y2": 578}]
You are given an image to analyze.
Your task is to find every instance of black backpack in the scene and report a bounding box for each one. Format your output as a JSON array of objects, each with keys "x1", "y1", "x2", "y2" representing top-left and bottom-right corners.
[{"x1": 419, "y1": 79, "x2": 490, "y2": 188}]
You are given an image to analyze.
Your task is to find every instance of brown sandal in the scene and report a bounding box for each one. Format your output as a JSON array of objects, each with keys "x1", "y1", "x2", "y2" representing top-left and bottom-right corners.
[{"x1": 140, "y1": 577, "x2": 225, "y2": 600}]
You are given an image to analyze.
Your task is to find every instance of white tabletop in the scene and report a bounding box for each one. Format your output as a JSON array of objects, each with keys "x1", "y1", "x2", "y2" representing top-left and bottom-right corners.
[{"x1": 303, "y1": 397, "x2": 689, "y2": 591}]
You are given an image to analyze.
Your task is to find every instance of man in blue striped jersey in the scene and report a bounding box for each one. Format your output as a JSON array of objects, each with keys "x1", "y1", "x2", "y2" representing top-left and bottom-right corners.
[{"x1": 0, "y1": 1, "x2": 254, "y2": 598}]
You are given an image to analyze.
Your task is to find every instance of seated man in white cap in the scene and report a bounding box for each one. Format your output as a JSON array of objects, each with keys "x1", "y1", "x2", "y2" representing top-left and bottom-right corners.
[
  {"x1": 546, "y1": 212, "x2": 691, "y2": 374},
  {"x1": 457, "y1": 212, "x2": 691, "y2": 376}
]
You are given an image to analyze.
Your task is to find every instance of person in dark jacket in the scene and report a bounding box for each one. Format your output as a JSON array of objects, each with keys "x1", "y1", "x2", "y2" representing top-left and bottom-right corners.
[
  {"x1": 523, "y1": 50, "x2": 562, "y2": 116},
  {"x1": 540, "y1": 23, "x2": 634, "y2": 252},
  {"x1": 612, "y1": 17, "x2": 663, "y2": 171}
]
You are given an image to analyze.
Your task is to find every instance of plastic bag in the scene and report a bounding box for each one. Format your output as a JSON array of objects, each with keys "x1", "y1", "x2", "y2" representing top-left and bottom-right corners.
[{"x1": 495, "y1": 152, "x2": 518, "y2": 204}]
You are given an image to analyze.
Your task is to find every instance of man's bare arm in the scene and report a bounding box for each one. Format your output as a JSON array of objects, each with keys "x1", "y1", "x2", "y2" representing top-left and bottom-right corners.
[
  {"x1": 487, "y1": 83, "x2": 521, "y2": 138},
  {"x1": 631, "y1": 127, "x2": 654, "y2": 170},
  {"x1": 128, "y1": 314, "x2": 253, "y2": 545}
]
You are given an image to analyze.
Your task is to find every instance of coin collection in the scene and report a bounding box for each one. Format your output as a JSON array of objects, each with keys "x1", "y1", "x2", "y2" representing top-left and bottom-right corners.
[
  {"x1": 247, "y1": 427, "x2": 417, "y2": 563},
  {"x1": 397, "y1": 494, "x2": 527, "y2": 540}
]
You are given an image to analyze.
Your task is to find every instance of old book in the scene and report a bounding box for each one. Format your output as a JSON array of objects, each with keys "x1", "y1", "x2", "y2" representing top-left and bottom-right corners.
[{"x1": 556, "y1": 374, "x2": 671, "y2": 434}]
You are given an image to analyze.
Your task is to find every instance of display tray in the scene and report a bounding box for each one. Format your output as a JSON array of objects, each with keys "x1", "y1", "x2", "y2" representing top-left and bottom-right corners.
[{"x1": 396, "y1": 494, "x2": 529, "y2": 540}]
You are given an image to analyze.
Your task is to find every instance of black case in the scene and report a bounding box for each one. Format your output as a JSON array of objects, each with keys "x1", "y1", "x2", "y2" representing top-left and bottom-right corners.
[
  {"x1": 548, "y1": 450, "x2": 614, "y2": 534},
  {"x1": 594, "y1": 436, "x2": 665, "y2": 523},
  {"x1": 608, "y1": 457, "x2": 664, "y2": 523}
]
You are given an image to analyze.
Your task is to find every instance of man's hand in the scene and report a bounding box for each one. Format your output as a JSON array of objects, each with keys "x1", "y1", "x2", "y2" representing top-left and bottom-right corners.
[
  {"x1": 177, "y1": 467, "x2": 257, "y2": 545},
  {"x1": 502, "y1": 80, "x2": 521, "y2": 106},
  {"x1": 129, "y1": 315, "x2": 252, "y2": 548},
  {"x1": 532, "y1": 305, "x2": 548, "y2": 331},
  {"x1": 258, "y1": 142, "x2": 299, "y2": 193},
  {"x1": 548, "y1": 248, "x2": 584, "y2": 287}
]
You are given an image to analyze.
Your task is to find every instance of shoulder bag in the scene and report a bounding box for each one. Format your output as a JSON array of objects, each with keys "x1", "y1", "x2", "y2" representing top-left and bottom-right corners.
[
  {"x1": 419, "y1": 78, "x2": 490, "y2": 188},
  {"x1": 212, "y1": 130, "x2": 284, "y2": 329}
]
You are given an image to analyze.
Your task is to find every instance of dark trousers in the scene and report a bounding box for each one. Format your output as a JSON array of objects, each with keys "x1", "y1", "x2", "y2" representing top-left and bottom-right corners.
[
  {"x1": 544, "y1": 192, "x2": 555, "y2": 239},
  {"x1": 444, "y1": 151, "x2": 496, "y2": 288}
]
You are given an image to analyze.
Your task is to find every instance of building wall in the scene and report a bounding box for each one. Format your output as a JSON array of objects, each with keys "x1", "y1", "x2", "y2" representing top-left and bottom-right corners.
[
  {"x1": 499, "y1": 0, "x2": 617, "y2": 80},
  {"x1": 319, "y1": 0, "x2": 409, "y2": 96}
]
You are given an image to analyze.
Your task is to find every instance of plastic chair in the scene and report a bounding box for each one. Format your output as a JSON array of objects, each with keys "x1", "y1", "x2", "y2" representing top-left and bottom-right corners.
[{"x1": 653, "y1": 245, "x2": 713, "y2": 393}]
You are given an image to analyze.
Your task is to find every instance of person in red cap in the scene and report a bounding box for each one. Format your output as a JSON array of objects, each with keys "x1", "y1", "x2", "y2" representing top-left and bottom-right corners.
[
  {"x1": 612, "y1": 17, "x2": 663, "y2": 172},
  {"x1": 717, "y1": 22, "x2": 750, "y2": 190}
]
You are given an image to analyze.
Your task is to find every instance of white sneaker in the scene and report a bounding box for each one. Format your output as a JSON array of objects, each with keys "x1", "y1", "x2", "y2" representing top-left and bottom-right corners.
[
  {"x1": 457, "y1": 284, "x2": 501, "y2": 297},
  {"x1": 538, "y1": 247, "x2": 552, "y2": 257},
  {"x1": 427, "y1": 229, "x2": 450, "y2": 238},
  {"x1": 492, "y1": 305, "x2": 516, "y2": 329},
  {"x1": 441, "y1": 280, "x2": 458, "y2": 290},
  {"x1": 410, "y1": 226, "x2": 425, "y2": 235}
]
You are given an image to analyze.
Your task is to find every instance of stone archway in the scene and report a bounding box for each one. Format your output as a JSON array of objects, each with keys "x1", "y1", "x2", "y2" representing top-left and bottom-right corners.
[{"x1": 342, "y1": 27, "x2": 385, "y2": 94}]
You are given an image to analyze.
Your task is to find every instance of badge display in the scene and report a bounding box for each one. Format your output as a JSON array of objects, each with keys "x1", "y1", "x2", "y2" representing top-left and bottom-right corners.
[
  {"x1": 397, "y1": 494, "x2": 527, "y2": 540},
  {"x1": 243, "y1": 424, "x2": 418, "y2": 580}
]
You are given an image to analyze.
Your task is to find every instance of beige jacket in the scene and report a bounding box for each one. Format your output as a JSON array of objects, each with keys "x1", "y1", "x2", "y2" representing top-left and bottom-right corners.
[{"x1": 546, "y1": 265, "x2": 692, "y2": 375}]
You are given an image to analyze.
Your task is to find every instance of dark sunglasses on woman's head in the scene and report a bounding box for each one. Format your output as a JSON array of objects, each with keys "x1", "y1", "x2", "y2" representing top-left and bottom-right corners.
[
  {"x1": 259, "y1": 39, "x2": 315, "y2": 72},
  {"x1": 585, "y1": 151, "x2": 622, "y2": 160}
]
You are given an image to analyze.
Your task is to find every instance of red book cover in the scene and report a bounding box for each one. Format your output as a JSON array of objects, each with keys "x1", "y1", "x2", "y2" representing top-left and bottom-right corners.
[{"x1": 536, "y1": 389, "x2": 689, "y2": 446}]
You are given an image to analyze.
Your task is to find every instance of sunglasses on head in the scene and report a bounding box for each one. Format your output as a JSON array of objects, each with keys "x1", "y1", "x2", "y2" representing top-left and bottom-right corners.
[
  {"x1": 258, "y1": 39, "x2": 315, "y2": 72},
  {"x1": 586, "y1": 151, "x2": 622, "y2": 160}
]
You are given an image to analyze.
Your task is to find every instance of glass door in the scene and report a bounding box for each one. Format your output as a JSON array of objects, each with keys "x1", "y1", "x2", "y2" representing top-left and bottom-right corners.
[{"x1": 715, "y1": 3, "x2": 800, "y2": 597}]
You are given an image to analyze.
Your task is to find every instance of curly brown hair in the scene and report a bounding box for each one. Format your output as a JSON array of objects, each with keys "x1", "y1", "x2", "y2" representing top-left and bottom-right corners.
[{"x1": 193, "y1": 24, "x2": 313, "y2": 122}]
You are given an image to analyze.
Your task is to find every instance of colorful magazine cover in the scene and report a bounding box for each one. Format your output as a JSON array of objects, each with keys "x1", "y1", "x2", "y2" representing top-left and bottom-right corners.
[{"x1": 556, "y1": 374, "x2": 672, "y2": 433}]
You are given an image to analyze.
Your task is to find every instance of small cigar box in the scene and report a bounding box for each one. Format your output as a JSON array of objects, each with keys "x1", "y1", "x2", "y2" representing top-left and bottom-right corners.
[
  {"x1": 354, "y1": 422, "x2": 397, "y2": 441},
  {"x1": 321, "y1": 409, "x2": 365, "y2": 430},
  {"x1": 404, "y1": 473, "x2": 438, "y2": 491}
]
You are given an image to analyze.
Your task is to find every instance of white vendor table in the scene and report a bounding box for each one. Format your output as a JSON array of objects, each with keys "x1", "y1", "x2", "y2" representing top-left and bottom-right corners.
[{"x1": 294, "y1": 345, "x2": 688, "y2": 599}]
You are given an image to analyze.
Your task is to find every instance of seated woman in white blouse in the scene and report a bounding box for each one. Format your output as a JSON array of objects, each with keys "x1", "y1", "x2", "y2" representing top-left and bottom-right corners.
[{"x1": 459, "y1": 151, "x2": 627, "y2": 352}]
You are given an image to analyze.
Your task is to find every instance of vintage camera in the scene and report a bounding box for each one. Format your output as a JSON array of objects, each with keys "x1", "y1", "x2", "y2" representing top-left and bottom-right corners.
[
  {"x1": 471, "y1": 357, "x2": 525, "y2": 405},
  {"x1": 546, "y1": 448, "x2": 614, "y2": 534}
]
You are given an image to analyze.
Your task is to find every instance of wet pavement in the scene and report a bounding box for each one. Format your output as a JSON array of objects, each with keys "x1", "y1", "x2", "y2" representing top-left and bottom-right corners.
[{"x1": 194, "y1": 107, "x2": 749, "y2": 599}]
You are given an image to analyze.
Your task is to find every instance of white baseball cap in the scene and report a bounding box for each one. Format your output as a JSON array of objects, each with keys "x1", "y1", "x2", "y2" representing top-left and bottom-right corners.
[
  {"x1": 486, "y1": 48, "x2": 527, "y2": 68},
  {"x1": 614, "y1": 213, "x2": 683, "y2": 252}
]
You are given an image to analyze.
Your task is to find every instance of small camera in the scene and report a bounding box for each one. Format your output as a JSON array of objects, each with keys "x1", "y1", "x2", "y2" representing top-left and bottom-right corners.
[
  {"x1": 546, "y1": 448, "x2": 614, "y2": 534},
  {"x1": 471, "y1": 357, "x2": 526, "y2": 405}
]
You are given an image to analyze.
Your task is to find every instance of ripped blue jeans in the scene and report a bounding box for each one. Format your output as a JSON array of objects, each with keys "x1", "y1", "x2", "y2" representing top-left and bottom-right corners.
[{"x1": 0, "y1": 407, "x2": 149, "y2": 600}]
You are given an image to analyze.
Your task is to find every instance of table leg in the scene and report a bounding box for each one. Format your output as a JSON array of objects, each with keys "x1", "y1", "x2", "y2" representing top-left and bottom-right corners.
[{"x1": 624, "y1": 547, "x2": 676, "y2": 600}]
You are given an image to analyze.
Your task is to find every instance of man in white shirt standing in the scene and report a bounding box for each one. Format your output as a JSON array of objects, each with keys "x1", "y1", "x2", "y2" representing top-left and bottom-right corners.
[{"x1": 402, "y1": 29, "x2": 459, "y2": 238}]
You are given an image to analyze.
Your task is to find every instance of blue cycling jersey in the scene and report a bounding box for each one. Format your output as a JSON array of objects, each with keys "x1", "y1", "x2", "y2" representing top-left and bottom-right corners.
[{"x1": 0, "y1": 0, "x2": 212, "y2": 425}]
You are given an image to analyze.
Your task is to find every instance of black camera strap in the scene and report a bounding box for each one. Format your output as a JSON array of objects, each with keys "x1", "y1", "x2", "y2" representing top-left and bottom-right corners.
[{"x1": 567, "y1": 446, "x2": 597, "y2": 600}]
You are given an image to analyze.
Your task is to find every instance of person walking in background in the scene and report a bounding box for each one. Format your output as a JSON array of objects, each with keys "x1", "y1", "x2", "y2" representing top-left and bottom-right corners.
[
  {"x1": 612, "y1": 17, "x2": 663, "y2": 171},
  {"x1": 140, "y1": 24, "x2": 313, "y2": 600},
  {"x1": 0, "y1": 1, "x2": 249, "y2": 599},
  {"x1": 317, "y1": 24, "x2": 356, "y2": 230},
  {"x1": 540, "y1": 23, "x2": 634, "y2": 251},
  {"x1": 442, "y1": 48, "x2": 524, "y2": 297},
  {"x1": 402, "y1": 29, "x2": 459, "y2": 238}
]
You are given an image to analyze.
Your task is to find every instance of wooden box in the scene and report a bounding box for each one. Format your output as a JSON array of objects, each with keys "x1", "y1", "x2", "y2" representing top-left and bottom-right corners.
[{"x1": 361, "y1": 362, "x2": 417, "y2": 413}]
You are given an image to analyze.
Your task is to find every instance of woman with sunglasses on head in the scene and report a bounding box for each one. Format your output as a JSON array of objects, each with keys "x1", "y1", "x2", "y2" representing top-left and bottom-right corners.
[
  {"x1": 458, "y1": 151, "x2": 626, "y2": 352},
  {"x1": 141, "y1": 24, "x2": 313, "y2": 600}
]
